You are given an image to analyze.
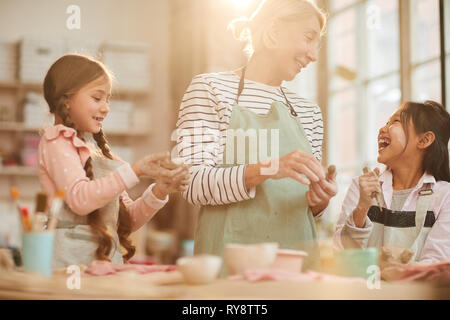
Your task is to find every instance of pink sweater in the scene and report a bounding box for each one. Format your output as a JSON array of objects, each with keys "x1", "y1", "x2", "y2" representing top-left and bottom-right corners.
[{"x1": 38, "y1": 124, "x2": 168, "y2": 232}]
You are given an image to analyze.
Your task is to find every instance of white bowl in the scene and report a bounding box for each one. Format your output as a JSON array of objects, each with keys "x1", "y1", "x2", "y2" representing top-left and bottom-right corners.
[
  {"x1": 176, "y1": 255, "x2": 222, "y2": 285},
  {"x1": 224, "y1": 242, "x2": 279, "y2": 275},
  {"x1": 271, "y1": 249, "x2": 308, "y2": 273}
]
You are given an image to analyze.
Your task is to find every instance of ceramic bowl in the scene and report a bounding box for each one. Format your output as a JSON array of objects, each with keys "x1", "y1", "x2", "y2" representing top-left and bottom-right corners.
[
  {"x1": 224, "y1": 242, "x2": 279, "y2": 275},
  {"x1": 271, "y1": 249, "x2": 308, "y2": 273},
  {"x1": 176, "y1": 254, "x2": 222, "y2": 285}
]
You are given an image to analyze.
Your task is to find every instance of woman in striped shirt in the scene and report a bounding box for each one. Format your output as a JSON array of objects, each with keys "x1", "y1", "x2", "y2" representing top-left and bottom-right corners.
[{"x1": 175, "y1": 0, "x2": 337, "y2": 273}]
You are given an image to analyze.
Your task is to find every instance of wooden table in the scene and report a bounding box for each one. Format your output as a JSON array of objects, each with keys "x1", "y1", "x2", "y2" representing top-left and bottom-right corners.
[{"x1": 0, "y1": 269, "x2": 448, "y2": 300}]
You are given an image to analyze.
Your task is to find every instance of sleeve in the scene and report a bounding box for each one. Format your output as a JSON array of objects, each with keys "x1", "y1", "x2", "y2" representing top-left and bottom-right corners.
[
  {"x1": 311, "y1": 105, "x2": 323, "y2": 161},
  {"x1": 175, "y1": 75, "x2": 255, "y2": 206},
  {"x1": 313, "y1": 206, "x2": 328, "y2": 220},
  {"x1": 333, "y1": 178, "x2": 373, "y2": 249},
  {"x1": 120, "y1": 183, "x2": 169, "y2": 232},
  {"x1": 416, "y1": 191, "x2": 450, "y2": 264},
  {"x1": 41, "y1": 135, "x2": 139, "y2": 216}
]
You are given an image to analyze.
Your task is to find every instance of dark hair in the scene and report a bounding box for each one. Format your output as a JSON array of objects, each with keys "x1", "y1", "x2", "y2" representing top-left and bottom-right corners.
[
  {"x1": 43, "y1": 54, "x2": 136, "y2": 262},
  {"x1": 400, "y1": 100, "x2": 450, "y2": 182}
]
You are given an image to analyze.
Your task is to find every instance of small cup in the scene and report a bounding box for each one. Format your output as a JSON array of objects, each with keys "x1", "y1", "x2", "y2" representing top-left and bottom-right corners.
[
  {"x1": 334, "y1": 248, "x2": 379, "y2": 279},
  {"x1": 176, "y1": 254, "x2": 222, "y2": 285},
  {"x1": 22, "y1": 232, "x2": 55, "y2": 277},
  {"x1": 271, "y1": 249, "x2": 308, "y2": 273}
]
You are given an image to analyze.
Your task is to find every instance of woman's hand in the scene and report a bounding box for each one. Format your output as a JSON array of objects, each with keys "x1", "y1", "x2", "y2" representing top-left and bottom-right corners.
[
  {"x1": 245, "y1": 150, "x2": 326, "y2": 191},
  {"x1": 152, "y1": 159, "x2": 191, "y2": 199},
  {"x1": 267, "y1": 150, "x2": 326, "y2": 183},
  {"x1": 353, "y1": 167, "x2": 381, "y2": 227},
  {"x1": 306, "y1": 165, "x2": 338, "y2": 215}
]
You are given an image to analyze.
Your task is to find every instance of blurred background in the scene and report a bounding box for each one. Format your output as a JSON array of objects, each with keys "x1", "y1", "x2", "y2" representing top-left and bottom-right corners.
[{"x1": 0, "y1": 0, "x2": 448, "y2": 264}]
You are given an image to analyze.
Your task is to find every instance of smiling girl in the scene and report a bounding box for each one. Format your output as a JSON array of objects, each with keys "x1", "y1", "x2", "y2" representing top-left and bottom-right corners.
[
  {"x1": 39, "y1": 54, "x2": 190, "y2": 268},
  {"x1": 334, "y1": 101, "x2": 450, "y2": 264}
]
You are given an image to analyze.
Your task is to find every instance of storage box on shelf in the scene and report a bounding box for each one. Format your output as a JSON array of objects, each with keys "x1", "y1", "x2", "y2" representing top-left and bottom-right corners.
[
  {"x1": 19, "y1": 38, "x2": 65, "y2": 83},
  {"x1": 23, "y1": 92, "x2": 53, "y2": 128},
  {"x1": 102, "y1": 100, "x2": 134, "y2": 132},
  {"x1": 0, "y1": 41, "x2": 17, "y2": 82},
  {"x1": 102, "y1": 41, "x2": 151, "y2": 91}
]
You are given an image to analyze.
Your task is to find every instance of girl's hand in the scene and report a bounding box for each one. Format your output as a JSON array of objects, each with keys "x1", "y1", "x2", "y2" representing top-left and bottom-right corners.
[
  {"x1": 265, "y1": 150, "x2": 326, "y2": 185},
  {"x1": 353, "y1": 167, "x2": 381, "y2": 228},
  {"x1": 306, "y1": 165, "x2": 338, "y2": 215},
  {"x1": 154, "y1": 164, "x2": 191, "y2": 197},
  {"x1": 357, "y1": 167, "x2": 381, "y2": 211},
  {"x1": 132, "y1": 151, "x2": 170, "y2": 178}
]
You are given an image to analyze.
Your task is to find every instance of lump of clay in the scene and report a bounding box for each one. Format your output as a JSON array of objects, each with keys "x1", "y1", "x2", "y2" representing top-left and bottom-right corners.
[{"x1": 379, "y1": 246, "x2": 414, "y2": 281}]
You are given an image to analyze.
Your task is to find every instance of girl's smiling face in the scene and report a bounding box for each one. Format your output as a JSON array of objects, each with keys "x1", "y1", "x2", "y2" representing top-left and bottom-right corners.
[
  {"x1": 67, "y1": 76, "x2": 111, "y2": 135},
  {"x1": 377, "y1": 108, "x2": 418, "y2": 166}
]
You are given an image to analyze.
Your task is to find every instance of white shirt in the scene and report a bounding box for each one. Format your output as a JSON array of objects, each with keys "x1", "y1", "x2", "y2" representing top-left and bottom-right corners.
[{"x1": 334, "y1": 169, "x2": 450, "y2": 264}]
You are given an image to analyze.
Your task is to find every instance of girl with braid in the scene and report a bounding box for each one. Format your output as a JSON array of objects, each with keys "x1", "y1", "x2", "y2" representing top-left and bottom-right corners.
[{"x1": 38, "y1": 54, "x2": 190, "y2": 269}]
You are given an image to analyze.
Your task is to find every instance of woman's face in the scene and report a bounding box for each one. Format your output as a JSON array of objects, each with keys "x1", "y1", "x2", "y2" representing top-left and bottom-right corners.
[
  {"x1": 377, "y1": 108, "x2": 419, "y2": 167},
  {"x1": 271, "y1": 15, "x2": 321, "y2": 81},
  {"x1": 67, "y1": 76, "x2": 111, "y2": 134}
]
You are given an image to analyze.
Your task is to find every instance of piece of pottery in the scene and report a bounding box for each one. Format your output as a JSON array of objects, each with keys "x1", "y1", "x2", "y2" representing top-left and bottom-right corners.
[
  {"x1": 225, "y1": 242, "x2": 279, "y2": 275},
  {"x1": 271, "y1": 249, "x2": 308, "y2": 273},
  {"x1": 176, "y1": 254, "x2": 222, "y2": 285}
]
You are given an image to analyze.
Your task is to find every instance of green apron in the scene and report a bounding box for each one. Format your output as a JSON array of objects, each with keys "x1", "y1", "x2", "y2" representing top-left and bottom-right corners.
[{"x1": 194, "y1": 68, "x2": 321, "y2": 275}]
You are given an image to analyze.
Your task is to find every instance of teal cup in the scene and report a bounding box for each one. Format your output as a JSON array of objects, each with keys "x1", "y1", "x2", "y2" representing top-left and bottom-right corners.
[
  {"x1": 334, "y1": 248, "x2": 379, "y2": 279},
  {"x1": 22, "y1": 232, "x2": 55, "y2": 277}
]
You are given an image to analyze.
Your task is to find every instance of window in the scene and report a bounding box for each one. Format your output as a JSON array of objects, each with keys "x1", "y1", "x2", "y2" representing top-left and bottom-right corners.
[
  {"x1": 325, "y1": 0, "x2": 400, "y2": 227},
  {"x1": 410, "y1": 0, "x2": 442, "y2": 102}
]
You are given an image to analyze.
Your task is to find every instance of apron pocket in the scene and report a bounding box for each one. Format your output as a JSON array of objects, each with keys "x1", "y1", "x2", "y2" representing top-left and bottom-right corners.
[{"x1": 64, "y1": 225, "x2": 97, "y2": 242}]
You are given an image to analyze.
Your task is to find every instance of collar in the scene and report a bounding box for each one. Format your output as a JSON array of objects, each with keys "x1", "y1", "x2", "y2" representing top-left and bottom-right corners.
[{"x1": 379, "y1": 168, "x2": 436, "y2": 190}]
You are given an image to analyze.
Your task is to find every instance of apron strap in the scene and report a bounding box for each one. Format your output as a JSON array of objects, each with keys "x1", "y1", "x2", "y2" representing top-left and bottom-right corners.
[
  {"x1": 280, "y1": 87, "x2": 298, "y2": 117},
  {"x1": 410, "y1": 183, "x2": 434, "y2": 250},
  {"x1": 56, "y1": 220, "x2": 89, "y2": 229},
  {"x1": 235, "y1": 66, "x2": 246, "y2": 104}
]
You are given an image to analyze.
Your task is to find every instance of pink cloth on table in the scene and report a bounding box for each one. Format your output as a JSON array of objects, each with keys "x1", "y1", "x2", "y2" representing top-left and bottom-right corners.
[
  {"x1": 228, "y1": 268, "x2": 366, "y2": 284},
  {"x1": 84, "y1": 260, "x2": 178, "y2": 276},
  {"x1": 38, "y1": 124, "x2": 168, "y2": 232},
  {"x1": 397, "y1": 258, "x2": 450, "y2": 283}
]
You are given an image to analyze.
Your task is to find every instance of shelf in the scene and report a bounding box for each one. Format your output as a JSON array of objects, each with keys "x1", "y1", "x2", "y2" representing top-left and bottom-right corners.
[
  {"x1": 0, "y1": 166, "x2": 38, "y2": 176},
  {"x1": 0, "y1": 81, "x2": 19, "y2": 89},
  {"x1": 0, "y1": 122, "x2": 151, "y2": 137},
  {"x1": 0, "y1": 81, "x2": 149, "y2": 97}
]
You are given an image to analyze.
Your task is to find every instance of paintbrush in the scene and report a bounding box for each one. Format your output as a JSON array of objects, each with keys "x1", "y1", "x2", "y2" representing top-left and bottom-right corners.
[
  {"x1": 10, "y1": 187, "x2": 25, "y2": 231},
  {"x1": 363, "y1": 167, "x2": 383, "y2": 211},
  {"x1": 46, "y1": 190, "x2": 66, "y2": 232},
  {"x1": 33, "y1": 192, "x2": 48, "y2": 232},
  {"x1": 21, "y1": 207, "x2": 32, "y2": 232}
]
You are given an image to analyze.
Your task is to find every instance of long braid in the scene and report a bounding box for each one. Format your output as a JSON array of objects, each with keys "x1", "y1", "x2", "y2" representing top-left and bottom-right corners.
[
  {"x1": 57, "y1": 103, "x2": 114, "y2": 261},
  {"x1": 93, "y1": 130, "x2": 136, "y2": 262}
]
